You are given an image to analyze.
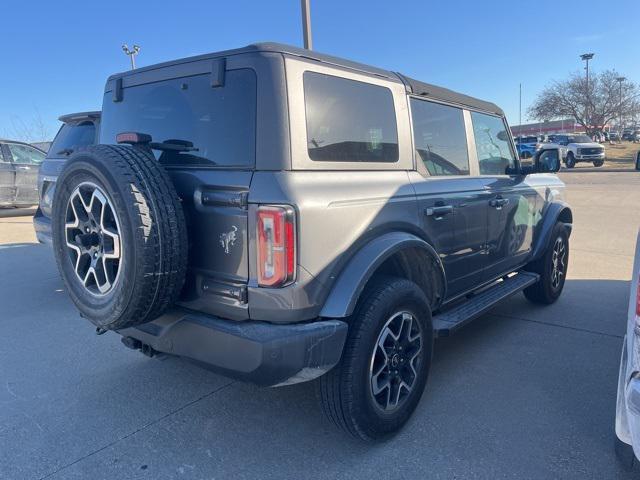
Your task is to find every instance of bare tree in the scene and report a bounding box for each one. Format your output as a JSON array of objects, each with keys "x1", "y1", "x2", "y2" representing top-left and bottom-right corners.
[
  {"x1": 529, "y1": 70, "x2": 640, "y2": 135},
  {"x1": 6, "y1": 109, "x2": 53, "y2": 143}
]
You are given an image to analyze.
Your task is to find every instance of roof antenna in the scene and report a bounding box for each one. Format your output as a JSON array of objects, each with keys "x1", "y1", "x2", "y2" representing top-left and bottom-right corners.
[
  {"x1": 122, "y1": 44, "x2": 141, "y2": 70},
  {"x1": 300, "y1": 0, "x2": 313, "y2": 50}
]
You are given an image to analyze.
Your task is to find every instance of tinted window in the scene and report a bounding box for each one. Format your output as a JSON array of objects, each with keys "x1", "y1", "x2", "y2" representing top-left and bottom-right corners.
[
  {"x1": 471, "y1": 112, "x2": 517, "y2": 175},
  {"x1": 304, "y1": 72, "x2": 398, "y2": 162},
  {"x1": 568, "y1": 135, "x2": 591, "y2": 143},
  {"x1": 101, "y1": 69, "x2": 256, "y2": 167},
  {"x1": 410, "y1": 99, "x2": 469, "y2": 176},
  {"x1": 50, "y1": 122, "x2": 97, "y2": 156},
  {"x1": 7, "y1": 144, "x2": 45, "y2": 164}
]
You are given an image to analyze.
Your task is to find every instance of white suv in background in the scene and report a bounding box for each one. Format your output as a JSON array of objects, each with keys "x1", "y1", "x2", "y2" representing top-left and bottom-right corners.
[{"x1": 552, "y1": 134, "x2": 605, "y2": 168}]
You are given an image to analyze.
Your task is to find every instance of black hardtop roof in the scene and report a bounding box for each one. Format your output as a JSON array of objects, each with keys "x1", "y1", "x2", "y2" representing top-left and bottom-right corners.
[{"x1": 107, "y1": 42, "x2": 503, "y2": 116}]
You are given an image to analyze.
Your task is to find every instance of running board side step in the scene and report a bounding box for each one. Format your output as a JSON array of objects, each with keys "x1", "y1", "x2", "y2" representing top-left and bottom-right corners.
[{"x1": 433, "y1": 271, "x2": 539, "y2": 338}]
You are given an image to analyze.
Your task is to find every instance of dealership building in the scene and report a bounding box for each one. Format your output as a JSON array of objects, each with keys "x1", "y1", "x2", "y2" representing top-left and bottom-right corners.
[{"x1": 510, "y1": 119, "x2": 581, "y2": 136}]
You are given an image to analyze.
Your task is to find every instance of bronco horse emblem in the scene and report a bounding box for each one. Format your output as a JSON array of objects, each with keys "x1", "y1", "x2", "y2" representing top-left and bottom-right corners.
[{"x1": 219, "y1": 226, "x2": 238, "y2": 254}]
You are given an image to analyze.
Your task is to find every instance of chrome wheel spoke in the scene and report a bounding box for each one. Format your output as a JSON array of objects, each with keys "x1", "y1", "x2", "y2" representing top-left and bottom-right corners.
[
  {"x1": 550, "y1": 237, "x2": 566, "y2": 289},
  {"x1": 63, "y1": 182, "x2": 122, "y2": 296},
  {"x1": 369, "y1": 311, "x2": 424, "y2": 412}
]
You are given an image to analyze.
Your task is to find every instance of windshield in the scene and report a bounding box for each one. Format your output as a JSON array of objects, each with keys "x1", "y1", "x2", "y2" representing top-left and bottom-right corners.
[
  {"x1": 49, "y1": 122, "x2": 97, "y2": 156},
  {"x1": 569, "y1": 135, "x2": 592, "y2": 143},
  {"x1": 517, "y1": 136, "x2": 538, "y2": 144}
]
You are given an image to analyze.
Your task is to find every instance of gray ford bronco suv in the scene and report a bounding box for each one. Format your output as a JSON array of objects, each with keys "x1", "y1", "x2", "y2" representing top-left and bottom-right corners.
[{"x1": 38, "y1": 43, "x2": 571, "y2": 440}]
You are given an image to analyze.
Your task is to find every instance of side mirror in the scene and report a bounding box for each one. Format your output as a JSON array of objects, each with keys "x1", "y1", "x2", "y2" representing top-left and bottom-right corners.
[{"x1": 532, "y1": 148, "x2": 561, "y2": 173}]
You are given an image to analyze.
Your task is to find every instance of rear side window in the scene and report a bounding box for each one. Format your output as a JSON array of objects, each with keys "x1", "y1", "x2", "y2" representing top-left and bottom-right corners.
[
  {"x1": 470, "y1": 112, "x2": 517, "y2": 175},
  {"x1": 7, "y1": 144, "x2": 45, "y2": 164},
  {"x1": 304, "y1": 72, "x2": 398, "y2": 163},
  {"x1": 50, "y1": 122, "x2": 97, "y2": 156},
  {"x1": 101, "y1": 69, "x2": 256, "y2": 168},
  {"x1": 410, "y1": 98, "x2": 469, "y2": 176}
]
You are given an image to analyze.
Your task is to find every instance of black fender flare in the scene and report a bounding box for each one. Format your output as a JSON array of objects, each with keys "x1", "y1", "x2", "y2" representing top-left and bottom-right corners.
[
  {"x1": 319, "y1": 231, "x2": 446, "y2": 319},
  {"x1": 529, "y1": 201, "x2": 573, "y2": 261}
]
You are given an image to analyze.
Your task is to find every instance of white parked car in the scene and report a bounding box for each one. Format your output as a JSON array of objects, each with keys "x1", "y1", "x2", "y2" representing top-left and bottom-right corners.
[{"x1": 615, "y1": 230, "x2": 640, "y2": 470}]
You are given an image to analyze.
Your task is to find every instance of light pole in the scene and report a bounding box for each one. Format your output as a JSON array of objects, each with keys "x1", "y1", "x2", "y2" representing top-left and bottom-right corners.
[
  {"x1": 519, "y1": 83, "x2": 522, "y2": 129},
  {"x1": 580, "y1": 52, "x2": 594, "y2": 132},
  {"x1": 122, "y1": 44, "x2": 141, "y2": 70},
  {"x1": 616, "y1": 76, "x2": 626, "y2": 135},
  {"x1": 301, "y1": 0, "x2": 312, "y2": 50}
]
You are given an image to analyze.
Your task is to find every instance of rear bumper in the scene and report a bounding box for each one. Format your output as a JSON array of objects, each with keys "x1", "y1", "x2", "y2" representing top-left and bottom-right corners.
[
  {"x1": 33, "y1": 208, "x2": 52, "y2": 245},
  {"x1": 118, "y1": 310, "x2": 348, "y2": 387}
]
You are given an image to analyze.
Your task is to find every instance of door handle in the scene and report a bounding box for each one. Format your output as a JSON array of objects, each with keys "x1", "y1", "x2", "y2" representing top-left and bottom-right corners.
[
  {"x1": 425, "y1": 205, "x2": 453, "y2": 218},
  {"x1": 16, "y1": 166, "x2": 30, "y2": 171},
  {"x1": 489, "y1": 197, "x2": 509, "y2": 209}
]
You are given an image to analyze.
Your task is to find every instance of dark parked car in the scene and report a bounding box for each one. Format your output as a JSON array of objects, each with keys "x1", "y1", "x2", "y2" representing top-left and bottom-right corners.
[
  {"x1": 38, "y1": 43, "x2": 571, "y2": 440},
  {"x1": 34, "y1": 111, "x2": 100, "y2": 243},
  {"x1": 0, "y1": 140, "x2": 46, "y2": 207}
]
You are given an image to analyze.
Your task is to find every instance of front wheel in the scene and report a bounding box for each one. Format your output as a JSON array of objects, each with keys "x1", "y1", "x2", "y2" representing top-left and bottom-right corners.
[
  {"x1": 317, "y1": 276, "x2": 433, "y2": 441},
  {"x1": 565, "y1": 153, "x2": 576, "y2": 168},
  {"x1": 524, "y1": 222, "x2": 569, "y2": 304},
  {"x1": 593, "y1": 159, "x2": 604, "y2": 167},
  {"x1": 635, "y1": 152, "x2": 640, "y2": 171}
]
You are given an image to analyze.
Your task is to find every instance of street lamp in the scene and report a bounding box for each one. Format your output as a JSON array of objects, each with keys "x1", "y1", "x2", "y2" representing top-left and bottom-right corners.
[
  {"x1": 122, "y1": 44, "x2": 141, "y2": 70},
  {"x1": 580, "y1": 53, "x2": 594, "y2": 131},
  {"x1": 616, "y1": 76, "x2": 626, "y2": 135}
]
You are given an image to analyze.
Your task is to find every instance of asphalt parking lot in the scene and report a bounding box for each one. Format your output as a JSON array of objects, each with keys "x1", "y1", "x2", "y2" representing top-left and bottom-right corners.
[{"x1": 1, "y1": 171, "x2": 639, "y2": 480}]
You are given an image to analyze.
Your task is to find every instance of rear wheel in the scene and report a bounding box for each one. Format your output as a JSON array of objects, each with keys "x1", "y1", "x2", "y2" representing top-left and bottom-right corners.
[
  {"x1": 635, "y1": 152, "x2": 640, "y2": 171},
  {"x1": 317, "y1": 276, "x2": 433, "y2": 441},
  {"x1": 524, "y1": 222, "x2": 569, "y2": 304}
]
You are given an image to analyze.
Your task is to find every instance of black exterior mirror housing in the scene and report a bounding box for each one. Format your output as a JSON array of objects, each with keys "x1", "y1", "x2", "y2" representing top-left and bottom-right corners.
[
  {"x1": 535, "y1": 148, "x2": 561, "y2": 173},
  {"x1": 522, "y1": 148, "x2": 561, "y2": 175}
]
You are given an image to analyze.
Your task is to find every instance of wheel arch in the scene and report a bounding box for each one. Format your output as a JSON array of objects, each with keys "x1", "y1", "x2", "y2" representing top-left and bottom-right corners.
[
  {"x1": 530, "y1": 201, "x2": 573, "y2": 262},
  {"x1": 319, "y1": 231, "x2": 446, "y2": 319}
]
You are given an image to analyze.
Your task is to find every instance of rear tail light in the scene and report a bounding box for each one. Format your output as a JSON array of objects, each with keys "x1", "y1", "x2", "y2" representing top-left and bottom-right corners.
[{"x1": 257, "y1": 206, "x2": 296, "y2": 287}]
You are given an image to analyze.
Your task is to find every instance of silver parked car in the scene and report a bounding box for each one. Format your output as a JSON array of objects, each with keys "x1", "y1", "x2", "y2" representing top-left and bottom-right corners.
[
  {"x1": 0, "y1": 140, "x2": 45, "y2": 207},
  {"x1": 616, "y1": 230, "x2": 640, "y2": 470}
]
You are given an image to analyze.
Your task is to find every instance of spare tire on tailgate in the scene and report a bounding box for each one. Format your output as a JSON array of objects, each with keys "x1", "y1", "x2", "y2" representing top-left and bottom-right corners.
[{"x1": 51, "y1": 145, "x2": 188, "y2": 330}]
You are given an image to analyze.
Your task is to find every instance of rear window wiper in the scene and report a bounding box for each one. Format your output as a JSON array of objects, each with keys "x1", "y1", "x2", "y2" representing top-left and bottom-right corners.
[
  {"x1": 116, "y1": 132, "x2": 214, "y2": 163},
  {"x1": 149, "y1": 139, "x2": 199, "y2": 153}
]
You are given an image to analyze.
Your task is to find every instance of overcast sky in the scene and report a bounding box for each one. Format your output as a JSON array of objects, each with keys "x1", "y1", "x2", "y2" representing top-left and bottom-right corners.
[{"x1": 2, "y1": 0, "x2": 639, "y2": 141}]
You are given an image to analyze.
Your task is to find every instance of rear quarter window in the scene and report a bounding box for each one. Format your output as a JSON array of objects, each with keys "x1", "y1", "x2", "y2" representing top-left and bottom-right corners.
[
  {"x1": 100, "y1": 69, "x2": 257, "y2": 168},
  {"x1": 303, "y1": 72, "x2": 398, "y2": 163}
]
